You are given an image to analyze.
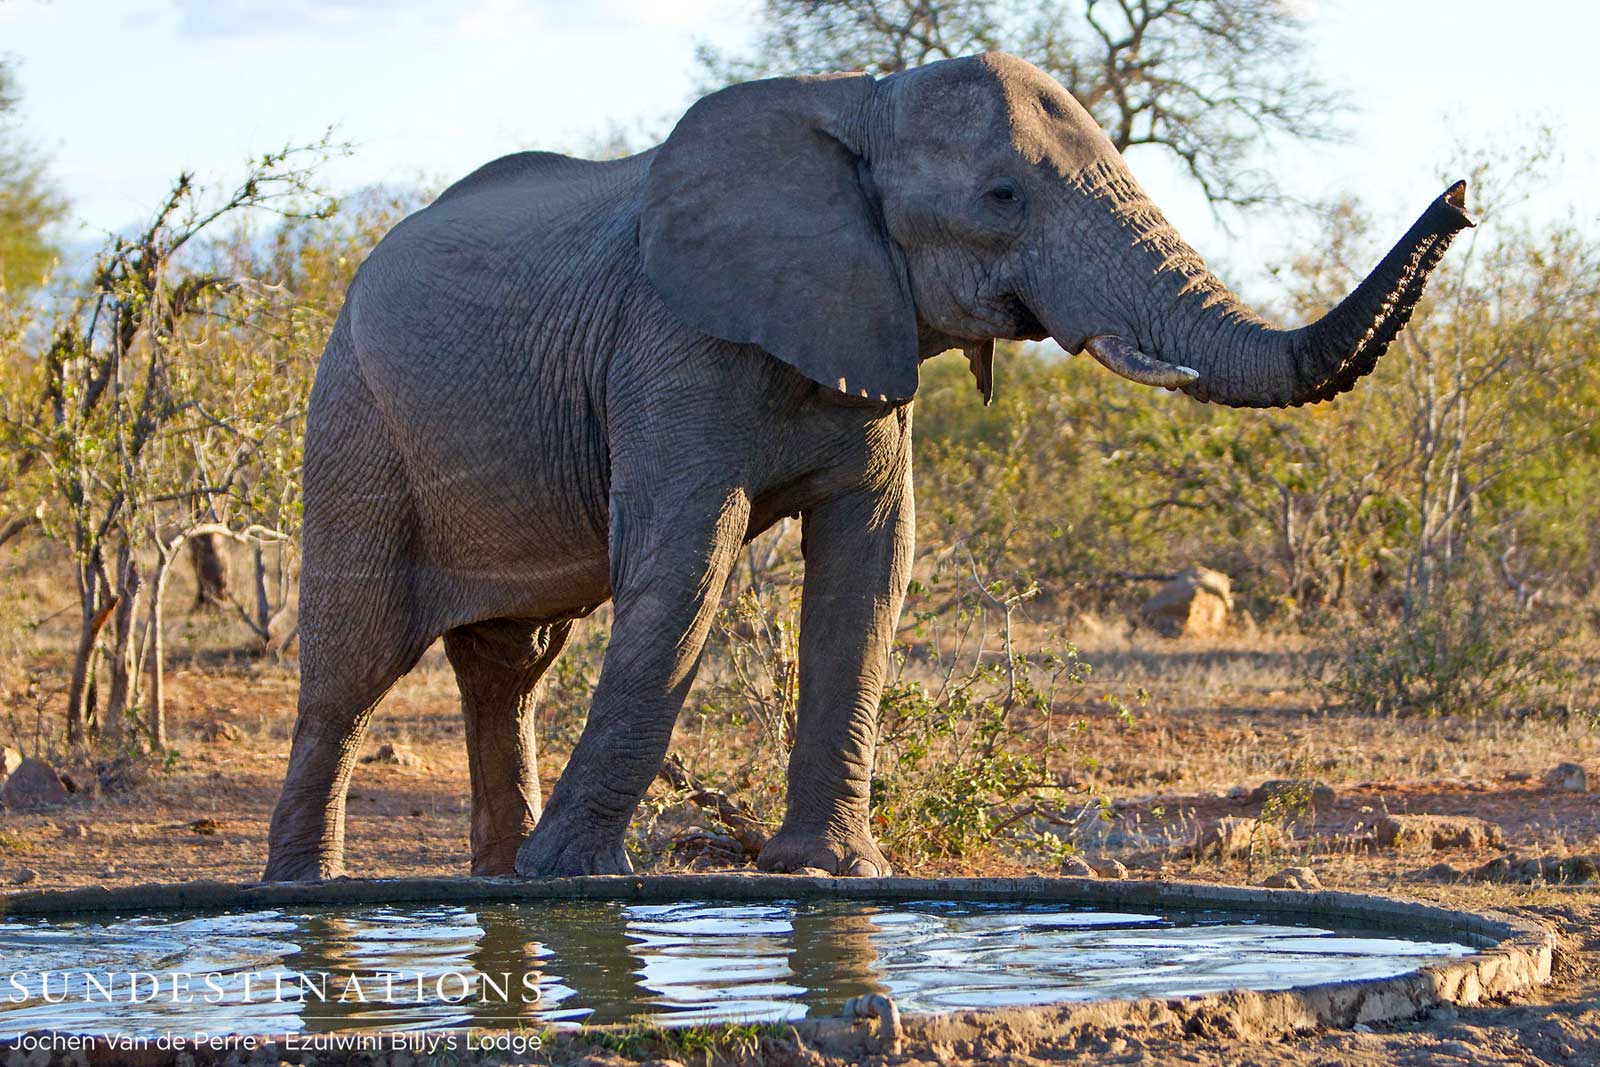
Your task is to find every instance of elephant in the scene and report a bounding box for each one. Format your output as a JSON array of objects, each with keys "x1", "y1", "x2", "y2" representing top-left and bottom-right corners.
[{"x1": 263, "y1": 51, "x2": 1471, "y2": 882}]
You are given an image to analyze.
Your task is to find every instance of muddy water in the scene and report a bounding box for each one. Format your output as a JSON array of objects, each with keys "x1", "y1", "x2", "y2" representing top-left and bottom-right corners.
[{"x1": 0, "y1": 899, "x2": 1474, "y2": 1035}]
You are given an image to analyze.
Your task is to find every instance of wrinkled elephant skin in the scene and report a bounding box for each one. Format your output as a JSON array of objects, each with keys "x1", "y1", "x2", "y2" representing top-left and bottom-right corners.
[{"x1": 264, "y1": 53, "x2": 1470, "y2": 881}]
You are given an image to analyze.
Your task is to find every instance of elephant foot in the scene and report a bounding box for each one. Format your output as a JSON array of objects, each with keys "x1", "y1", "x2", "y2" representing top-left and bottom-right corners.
[
  {"x1": 757, "y1": 823, "x2": 892, "y2": 877},
  {"x1": 513, "y1": 823, "x2": 633, "y2": 877},
  {"x1": 470, "y1": 841, "x2": 523, "y2": 878},
  {"x1": 262, "y1": 849, "x2": 343, "y2": 883}
]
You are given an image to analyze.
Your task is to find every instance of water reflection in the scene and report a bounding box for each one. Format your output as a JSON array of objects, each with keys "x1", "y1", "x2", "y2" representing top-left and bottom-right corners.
[
  {"x1": 0, "y1": 898, "x2": 1475, "y2": 1037},
  {"x1": 790, "y1": 903, "x2": 887, "y2": 1018},
  {"x1": 463, "y1": 903, "x2": 550, "y2": 1030}
]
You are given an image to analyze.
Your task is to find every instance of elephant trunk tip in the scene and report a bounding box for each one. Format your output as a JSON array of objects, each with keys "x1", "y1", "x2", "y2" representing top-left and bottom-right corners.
[
  {"x1": 1280, "y1": 179, "x2": 1476, "y2": 407},
  {"x1": 1440, "y1": 179, "x2": 1474, "y2": 228}
]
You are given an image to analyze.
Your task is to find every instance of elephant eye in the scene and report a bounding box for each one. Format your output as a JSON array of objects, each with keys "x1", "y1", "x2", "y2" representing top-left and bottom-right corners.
[{"x1": 987, "y1": 182, "x2": 1019, "y2": 204}]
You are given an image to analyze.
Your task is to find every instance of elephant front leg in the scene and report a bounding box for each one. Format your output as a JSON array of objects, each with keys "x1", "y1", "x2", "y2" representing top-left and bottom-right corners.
[
  {"x1": 514, "y1": 489, "x2": 750, "y2": 877},
  {"x1": 758, "y1": 478, "x2": 912, "y2": 878}
]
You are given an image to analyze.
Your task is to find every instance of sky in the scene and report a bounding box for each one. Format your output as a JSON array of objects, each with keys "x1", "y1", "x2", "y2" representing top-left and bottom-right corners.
[{"x1": 3, "y1": 0, "x2": 1599, "y2": 302}]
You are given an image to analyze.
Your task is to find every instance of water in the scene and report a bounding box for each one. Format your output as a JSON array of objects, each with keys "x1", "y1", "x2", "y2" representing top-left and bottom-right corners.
[{"x1": 0, "y1": 899, "x2": 1474, "y2": 1036}]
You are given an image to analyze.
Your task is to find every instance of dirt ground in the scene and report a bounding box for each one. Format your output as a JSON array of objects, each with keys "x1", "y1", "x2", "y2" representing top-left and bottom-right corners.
[{"x1": 1, "y1": 633, "x2": 1597, "y2": 1066}]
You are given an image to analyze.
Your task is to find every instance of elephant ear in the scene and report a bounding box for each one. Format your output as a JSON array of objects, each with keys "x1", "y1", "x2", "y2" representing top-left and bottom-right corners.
[{"x1": 640, "y1": 73, "x2": 920, "y2": 402}]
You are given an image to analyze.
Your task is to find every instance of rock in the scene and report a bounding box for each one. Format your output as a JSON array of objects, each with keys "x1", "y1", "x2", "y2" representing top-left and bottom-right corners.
[
  {"x1": 1408, "y1": 852, "x2": 1597, "y2": 886},
  {"x1": 1258, "y1": 865, "x2": 1322, "y2": 890},
  {"x1": 1469, "y1": 853, "x2": 1599, "y2": 885},
  {"x1": 362, "y1": 742, "x2": 423, "y2": 768},
  {"x1": 202, "y1": 720, "x2": 243, "y2": 744},
  {"x1": 1249, "y1": 779, "x2": 1336, "y2": 807},
  {"x1": 0, "y1": 757, "x2": 69, "y2": 810},
  {"x1": 1058, "y1": 856, "x2": 1098, "y2": 878},
  {"x1": 12, "y1": 868, "x2": 37, "y2": 885},
  {"x1": 60, "y1": 823, "x2": 89, "y2": 839},
  {"x1": 190, "y1": 818, "x2": 221, "y2": 836},
  {"x1": 0, "y1": 746, "x2": 21, "y2": 781},
  {"x1": 1407, "y1": 862, "x2": 1465, "y2": 883},
  {"x1": 1543, "y1": 763, "x2": 1588, "y2": 792},
  {"x1": 1433, "y1": 1040, "x2": 1480, "y2": 1059},
  {"x1": 1192, "y1": 816, "x2": 1287, "y2": 859},
  {"x1": 1139, "y1": 566, "x2": 1234, "y2": 639},
  {"x1": 1468, "y1": 853, "x2": 1536, "y2": 884},
  {"x1": 1086, "y1": 856, "x2": 1129, "y2": 879},
  {"x1": 1375, "y1": 814, "x2": 1502, "y2": 851}
]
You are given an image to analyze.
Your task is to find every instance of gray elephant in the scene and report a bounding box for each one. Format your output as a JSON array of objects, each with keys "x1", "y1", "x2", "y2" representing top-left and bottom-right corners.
[{"x1": 263, "y1": 52, "x2": 1471, "y2": 882}]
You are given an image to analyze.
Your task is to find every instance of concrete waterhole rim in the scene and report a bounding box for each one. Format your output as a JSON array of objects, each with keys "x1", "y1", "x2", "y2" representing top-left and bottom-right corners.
[{"x1": 0, "y1": 873, "x2": 1558, "y2": 1060}]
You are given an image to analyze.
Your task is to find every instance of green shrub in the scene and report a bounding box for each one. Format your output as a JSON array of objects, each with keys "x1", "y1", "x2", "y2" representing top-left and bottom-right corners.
[
  {"x1": 870, "y1": 570, "x2": 1093, "y2": 865},
  {"x1": 1320, "y1": 589, "x2": 1579, "y2": 720}
]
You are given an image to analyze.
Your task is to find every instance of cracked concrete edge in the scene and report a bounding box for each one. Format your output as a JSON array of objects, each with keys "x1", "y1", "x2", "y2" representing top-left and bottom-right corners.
[{"x1": 0, "y1": 874, "x2": 1558, "y2": 1061}]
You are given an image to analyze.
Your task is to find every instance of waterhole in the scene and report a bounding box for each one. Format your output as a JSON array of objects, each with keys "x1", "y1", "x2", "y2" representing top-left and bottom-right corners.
[{"x1": 0, "y1": 898, "x2": 1475, "y2": 1035}]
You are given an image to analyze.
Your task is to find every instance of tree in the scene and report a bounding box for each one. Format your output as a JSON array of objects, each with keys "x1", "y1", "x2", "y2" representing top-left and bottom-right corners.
[
  {"x1": 699, "y1": 0, "x2": 1342, "y2": 208},
  {"x1": 186, "y1": 532, "x2": 231, "y2": 609},
  {"x1": 0, "y1": 139, "x2": 339, "y2": 747},
  {"x1": 0, "y1": 59, "x2": 67, "y2": 294}
]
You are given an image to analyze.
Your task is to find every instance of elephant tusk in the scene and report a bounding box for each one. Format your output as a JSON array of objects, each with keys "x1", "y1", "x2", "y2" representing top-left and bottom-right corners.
[{"x1": 1083, "y1": 334, "x2": 1200, "y2": 390}]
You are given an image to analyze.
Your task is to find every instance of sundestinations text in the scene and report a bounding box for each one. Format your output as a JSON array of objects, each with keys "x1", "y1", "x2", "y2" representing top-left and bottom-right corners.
[{"x1": 6, "y1": 970, "x2": 543, "y2": 1005}]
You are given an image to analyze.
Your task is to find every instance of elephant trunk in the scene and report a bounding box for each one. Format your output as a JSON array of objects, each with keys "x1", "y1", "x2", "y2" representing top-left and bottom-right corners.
[{"x1": 1040, "y1": 176, "x2": 1474, "y2": 409}]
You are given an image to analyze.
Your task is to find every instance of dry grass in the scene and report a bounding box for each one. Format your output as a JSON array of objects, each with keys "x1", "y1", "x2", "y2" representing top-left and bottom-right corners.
[
  {"x1": 3, "y1": 540, "x2": 1599, "y2": 1067},
  {"x1": 3, "y1": 536, "x2": 1597, "y2": 885}
]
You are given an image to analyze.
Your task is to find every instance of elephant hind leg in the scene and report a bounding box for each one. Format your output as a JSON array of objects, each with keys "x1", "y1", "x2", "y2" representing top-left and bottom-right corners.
[
  {"x1": 264, "y1": 632, "x2": 424, "y2": 882},
  {"x1": 444, "y1": 617, "x2": 573, "y2": 876},
  {"x1": 265, "y1": 539, "x2": 429, "y2": 881},
  {"x1": 265, "y1": 354, "x2": 433, "y2": 882}
]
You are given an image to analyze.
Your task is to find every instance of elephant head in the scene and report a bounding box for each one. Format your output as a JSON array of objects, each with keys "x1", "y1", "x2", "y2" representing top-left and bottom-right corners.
[{"x1": 640, "y1": 52, "x2": 1472, "y2": 407}]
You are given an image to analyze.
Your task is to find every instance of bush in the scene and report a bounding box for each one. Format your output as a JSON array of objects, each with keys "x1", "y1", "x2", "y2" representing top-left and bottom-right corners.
[
  {"x1": 872, "y1": 641, "x2": 1088, "y2": 863},
  {"x1": 869, "y1": 560, "x2": 1100, "y2": 865},
  {"x1": 1320, "y1": 588, "x2": 1579, "y2": 720}
]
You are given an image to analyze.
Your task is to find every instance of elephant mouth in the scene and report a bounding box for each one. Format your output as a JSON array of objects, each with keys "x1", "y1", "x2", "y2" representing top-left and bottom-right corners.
[{"x1": 995, "y1": 295, "x2": 1049, "y2": 341}]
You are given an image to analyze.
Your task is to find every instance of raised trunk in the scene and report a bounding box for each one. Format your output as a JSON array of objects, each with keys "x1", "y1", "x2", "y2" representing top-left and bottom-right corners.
[
  {"x1": 1198, "y1": 182, "x2": 1473, "y2": 408},
  {"x1": 1046, "y1": 179, "x2": 1473, "y2": 409}
]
